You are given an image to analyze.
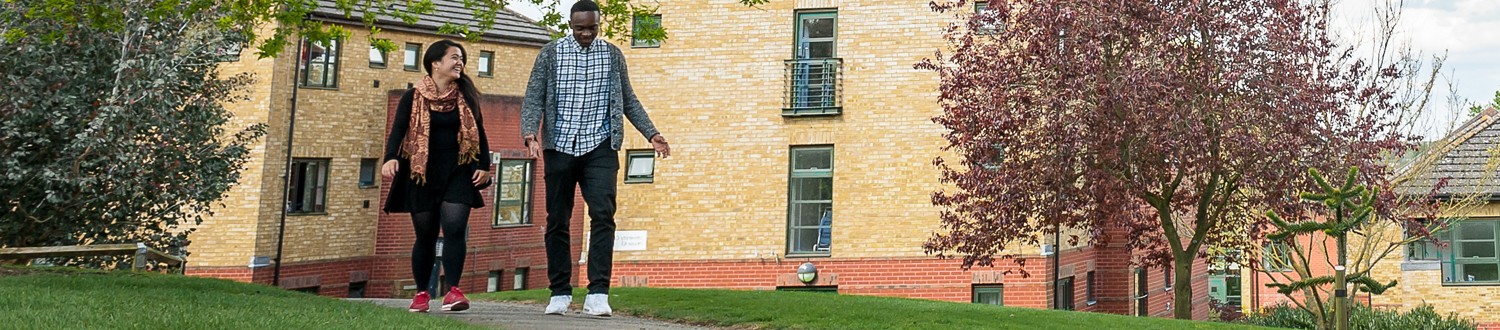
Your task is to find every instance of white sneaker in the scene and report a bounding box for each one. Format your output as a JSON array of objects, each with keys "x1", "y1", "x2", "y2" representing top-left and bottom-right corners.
[
  {"x1": 583, "y1": 293, "x2": 612, "y2": 317},
  {"x1": 544, "y1": 295, "x2": 571, "y2": 315}
]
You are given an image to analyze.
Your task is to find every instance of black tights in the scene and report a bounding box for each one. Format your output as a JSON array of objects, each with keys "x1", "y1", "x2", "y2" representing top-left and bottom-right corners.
[{"x1": 411, "y1": 201, "x2": 470, "y2": 293}]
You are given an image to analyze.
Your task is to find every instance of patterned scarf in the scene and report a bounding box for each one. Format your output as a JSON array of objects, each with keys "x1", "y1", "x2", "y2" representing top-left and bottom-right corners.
[{"x1": 401, "y1": 76, "x2": 481, "y2": 185}]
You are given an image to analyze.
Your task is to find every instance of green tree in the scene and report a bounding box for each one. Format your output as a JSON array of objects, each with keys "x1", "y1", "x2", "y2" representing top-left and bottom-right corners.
[
  {"x1": 2, "y1": 0, "x2": 732, "y2": 58},
  {"x1": 1263, "y1": 168, "x2": 1398, "y2": 330},
  {"x1": 0, "y1": 0, "x2": 266, "y2": 264},
  {"x1": 1466, "y1": 90, "x2": 1500, "y2": 116}
]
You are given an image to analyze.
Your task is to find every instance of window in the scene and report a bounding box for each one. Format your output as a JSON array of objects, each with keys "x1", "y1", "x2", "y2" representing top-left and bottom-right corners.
[
  {"x1": 1263, "y1": 241, "x2": 1293, "y2": 272},
  {"x1": 785, "y1": 11, "x2": 841, "y2": 116},
  {"x1": 973, "y1": 1, "x2": 1002, "y2": 34},
  {"x1": 979, "y1": 143, "x2": 1005, "y2": 170},
  {"x1": 300, "y1": 38, "x2": 340, "y2": 88},
  {"x1": 1163, "y1": 268, "x2": 1173, "y2": 290},
  {"x1": 972, "y1": 285, "x2": 1002, "y2": 306},
  {"x1": 404, "y1": 43, "x2": 422, "y2": 71},
  {"x1": 286, "y1": 158, "x2": 330, "y2": 214},
  {"x1": 493, "y1": 160, "x2": 534, "y2": 226},
  {"x1": 1407, "y1": 221, "x2": 1446, "y2": 261},
  {"x1": 358, "y1": 158, "x2": 378, "y2": 188},
  {"x1": 293, "y1": 287, "x2": 320, "y2": 295},
  {"x1": 777, "y1": 286, "x2": 838, "y2": 293},
  {"x1": 1224, "y1": 275, "x2": 1242, "y2": 306},
  {"x1": 795, "y1": 11, "x2": 836, "y2": 59},
  {"x1": 476, "y1": 51, "x2": 494, "y2": 77},
  {"x1": 369, "y1": 46, "x2": 387, "y2": 68},
  {"x1": 347, "y1": 281, "x2": 366, "y2": 298},
  {"x1": 1446, "y1": 220, "x2": 1500, "y2": 283},
  {"x1": 625, "y1": 150, "x2": 655, "y2": 183},
  {"x1": 788, "y1": 146, "x2": 833, "y2": 254},
  {"x1": 216, "y1": 42, "x2": 242, "y2": 62},
  {"x1": 1056, "y1": 276, "x2": 1074, "y2": 310},
  {"x1": 632, "y1": 14, "x2": 662, "y2": 48},
  {"x1": 1086, "y1": 271, "x2": 1096, "y2": 303},
  {"x1": 1135, "y1": 268, "x2": 1149, "y2": 316},
  {"x1": 487, "y1": 271, "x2": 501, "y2": 293},
  {"x1": 513, "y1": 268, "x2": 528, "y2": 290}
]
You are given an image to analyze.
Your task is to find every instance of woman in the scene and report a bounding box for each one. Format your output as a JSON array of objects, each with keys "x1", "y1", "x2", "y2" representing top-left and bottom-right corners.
[{"x1": 381, "y1": 39, "x2": 491, "y2": 313}]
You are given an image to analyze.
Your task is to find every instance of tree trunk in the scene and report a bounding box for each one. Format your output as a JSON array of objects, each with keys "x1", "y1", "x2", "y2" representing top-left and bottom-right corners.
[{"x1": 1173, "y1": 252, "x2": 1195, "y2": 319}]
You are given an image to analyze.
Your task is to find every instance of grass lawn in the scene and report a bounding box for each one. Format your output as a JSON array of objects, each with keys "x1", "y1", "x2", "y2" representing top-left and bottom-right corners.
[
  {"x1": 476, "y1": 287, "x2": 1280, "y2": 330},
  {"x1": 0, "y1": 266, "x2": 480, "y2": 330}
]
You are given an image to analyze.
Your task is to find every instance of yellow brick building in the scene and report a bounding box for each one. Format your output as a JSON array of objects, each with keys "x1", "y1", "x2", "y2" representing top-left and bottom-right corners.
[
  {"x1": 189, "y1": 1, "x2": 566, "y2": 298},
  {"x1": 602, "y1": 0, "x2": 1208, "y2": 318},
  {"x1": 1369, "y1": 109, "x2": 1500, "y2": 328}
]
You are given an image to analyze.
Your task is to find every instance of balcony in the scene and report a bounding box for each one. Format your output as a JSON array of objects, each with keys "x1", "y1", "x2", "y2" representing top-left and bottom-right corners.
[{"x1": 783, "y1": 58, "x2": 843, "y2": 117}]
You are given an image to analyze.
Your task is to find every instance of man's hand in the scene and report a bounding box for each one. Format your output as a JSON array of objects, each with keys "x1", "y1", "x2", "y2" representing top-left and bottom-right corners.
[
  {"x1": 651, "y1": 134, "x2": 671, "y2": 158},
  {"x1": 524, "y1": 135, "x2": 542, "y2": 158}
]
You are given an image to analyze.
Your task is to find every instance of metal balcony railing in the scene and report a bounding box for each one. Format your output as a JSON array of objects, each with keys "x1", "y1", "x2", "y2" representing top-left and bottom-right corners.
[{"x1": 783, "y1": 58, "x2": 843, "y2": 116}]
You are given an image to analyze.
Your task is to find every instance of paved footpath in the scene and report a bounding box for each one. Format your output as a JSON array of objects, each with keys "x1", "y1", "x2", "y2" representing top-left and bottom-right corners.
[{"x1": 353, "y1": 298, "x2": 712, "y2": 330}]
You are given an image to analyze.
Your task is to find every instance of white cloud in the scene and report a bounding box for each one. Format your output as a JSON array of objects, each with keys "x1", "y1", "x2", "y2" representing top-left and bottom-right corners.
[{"x1": 1332, "y1": 0, "x2": 1500, "y2": 139}]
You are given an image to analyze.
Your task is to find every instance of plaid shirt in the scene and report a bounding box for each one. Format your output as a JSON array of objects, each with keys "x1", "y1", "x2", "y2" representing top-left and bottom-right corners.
[{"x1": 552, "y1": 37, "x2": 614, "y2": 156}]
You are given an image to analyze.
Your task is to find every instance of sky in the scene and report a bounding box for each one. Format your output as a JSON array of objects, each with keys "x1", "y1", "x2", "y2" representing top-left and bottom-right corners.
[{"x1": 506, "y1": 0, "x2": 1499, "y2": 140}]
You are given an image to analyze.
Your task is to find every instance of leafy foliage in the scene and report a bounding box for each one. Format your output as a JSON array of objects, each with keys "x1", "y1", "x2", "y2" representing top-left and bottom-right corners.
[
  {"x1": 919, "y1": 0, "x2": 1423, "y2": 319},
  {"x1": 0, "y1": 0, "x2": 266, "y2": 266},
  {"x1": 1245, "y1": 304, "x2": 1476, "y2": 330}
]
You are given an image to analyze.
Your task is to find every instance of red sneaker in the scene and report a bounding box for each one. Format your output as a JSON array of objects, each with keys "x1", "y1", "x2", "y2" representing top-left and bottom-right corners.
[
  {"x1": 409, "y1": 291, "x2": 431, "y2": 313},
  {"x1": 442, "y1": 287, "x2": 470, "y2": 312}
]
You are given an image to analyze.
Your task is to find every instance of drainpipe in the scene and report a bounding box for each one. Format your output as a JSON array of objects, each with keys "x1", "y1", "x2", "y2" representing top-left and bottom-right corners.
[{"x1": 272, "y1": 35, "x2": 306, "y2": 288}]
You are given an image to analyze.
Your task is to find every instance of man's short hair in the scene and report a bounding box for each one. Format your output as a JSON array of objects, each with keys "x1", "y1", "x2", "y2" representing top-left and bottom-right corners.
[{"x1": 571, "y1": 0, "x2": 600, "y2": 14}]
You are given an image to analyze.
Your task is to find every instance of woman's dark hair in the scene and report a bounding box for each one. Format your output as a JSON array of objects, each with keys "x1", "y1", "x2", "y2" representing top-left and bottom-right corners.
[{"x1": 423, "y1": 39, "x2": 482, "y2": 103}]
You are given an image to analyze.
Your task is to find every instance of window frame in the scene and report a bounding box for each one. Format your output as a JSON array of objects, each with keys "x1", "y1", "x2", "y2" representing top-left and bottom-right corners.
[
  {"x1": 513, "y1": 268, "x2": 528, "y2": 290},
  {"x1": 369, "y1": 45, "x2": 387, "y2": 69},
  {"x1": 477, "y1": 51, "x2": 494, "y2": 77},
  {"x1": 793, "y1": 11, "x2": 837, "y2": 60},
  {"x1": 1163, "y1": 268, "x2": 1173, "y2": 291},
  {"x1": 216, "y1": 41, "x2": 243, "y2": 62},
  {"x1": 625, "y1": 150, "x2": 656, "y2": 183},
  {"x1": 1406, "y1": 220, "x2": 1445, "y2": 261},
  {"x1": 299, "y1": 38, "x2": 342, "y2": 89},
  {"x1": 786, "y1": 146, "x2": 834, "y2": 256},
  {"x1": 1135, "y1": 268, "x2": 1149, "y2": 316},
  {"x1": 632, "y1": 14, "x2": 663, "y2": 48},
  {"x1": 1086, "y1": 271, "x2": 1097, "y2": 304},
  {"x1": 973, "y1": 1, "x2": 1002, "y2": 35},
  {"x1": 1263, "y1": 240, "x2": 1294, "y2": 272},
  {"x1": 286, "y1": 158, "x2": 331, "y2": 215},
  {"x1": 492, "y1": 159, "x2": 535, "y2": 227},
  {"x1": 776, "y1": 286, "x2": 838, "y2": 293},
  {"x1": 358, "y1": 158, "x2": 378, "y2": 188},
  {"x1": 487, "y1": 270, "x2": 502, "y2": 293},
  {"x1": 1443, "y1": 220, "x2": 1500, "y2": 285},
  {"x1": 972, "y1": 284, "x2": 1003, "y2": 306},
  {"x1": 1056, "y1": 276, "x2": 1075, "y2": 311},
  {"x1": 404, "y1": 43, "x2": 422, "y2": 72}
]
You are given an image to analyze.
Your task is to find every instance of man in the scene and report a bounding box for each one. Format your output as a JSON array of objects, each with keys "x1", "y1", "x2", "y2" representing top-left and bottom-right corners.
[{"x1": 521, "y1": 0, "x2": 671, "y2": 317}]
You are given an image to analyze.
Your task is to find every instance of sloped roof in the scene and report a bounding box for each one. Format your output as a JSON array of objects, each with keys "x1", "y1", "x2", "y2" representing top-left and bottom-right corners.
[
  {"x1": 310, "y1": 0, "x2": 552, "y2": 46},
  {"x1": 1396, "y1": 108, "x2": 1500, "y2": 197}
]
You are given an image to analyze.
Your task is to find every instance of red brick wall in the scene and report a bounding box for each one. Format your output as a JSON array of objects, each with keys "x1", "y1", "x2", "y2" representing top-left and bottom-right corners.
[
  {"x1": 606, "y1": 242, "x2": 1212, "y2": 320},
  {"x1": 1245, "y1": 232, "x2": 1338, "y2": 312},
  {"x1": 372, "y1": 90, "x2": 586, "y2": 298},
  {"x1": 185, "y1": 267, "x2": 257, "y2": 283}
]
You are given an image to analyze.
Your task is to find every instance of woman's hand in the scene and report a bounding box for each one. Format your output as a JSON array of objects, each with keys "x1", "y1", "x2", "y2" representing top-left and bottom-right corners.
[
  {"x1": 382, "y1": 160, "x2": 399, "y2": 180},
  {"x1": 472, "y1": 170, "x2": 491, "y2": 187}
]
